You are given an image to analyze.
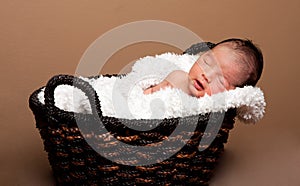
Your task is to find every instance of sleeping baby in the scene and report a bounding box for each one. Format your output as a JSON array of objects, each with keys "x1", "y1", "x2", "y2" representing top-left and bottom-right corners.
[{"x1": 144, "y1": 38, "x2": 264, "y2": 97}]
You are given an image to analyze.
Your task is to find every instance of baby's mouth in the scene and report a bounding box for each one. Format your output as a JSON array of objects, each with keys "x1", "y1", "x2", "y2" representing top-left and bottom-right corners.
[{"x1": 194, "y1": 79, "x2": 204, "y2": 91}]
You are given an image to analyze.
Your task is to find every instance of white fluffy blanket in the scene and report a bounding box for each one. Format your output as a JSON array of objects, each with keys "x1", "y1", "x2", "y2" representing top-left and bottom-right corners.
[{"x1": 38, "y1": 53, "x2": 266, "y2": 123}]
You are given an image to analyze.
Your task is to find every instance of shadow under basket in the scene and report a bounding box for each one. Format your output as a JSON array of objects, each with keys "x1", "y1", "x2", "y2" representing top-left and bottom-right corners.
[{"x1": 28, "y1": 42, "x2": 239, "y2": 185}]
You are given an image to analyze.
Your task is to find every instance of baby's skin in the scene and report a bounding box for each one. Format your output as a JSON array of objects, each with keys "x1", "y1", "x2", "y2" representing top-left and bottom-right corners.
[
  {"x1": 144, "y1": 43, "x2": 242, "y2": 98},
  {"x1": 143, "y1": 70, "x2": 192, "y2": 95}
]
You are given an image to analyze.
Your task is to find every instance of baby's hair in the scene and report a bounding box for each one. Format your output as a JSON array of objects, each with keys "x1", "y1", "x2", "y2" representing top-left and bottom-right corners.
[{"x1": 215, "y1": 38, "x2": 264, "y2": 87}]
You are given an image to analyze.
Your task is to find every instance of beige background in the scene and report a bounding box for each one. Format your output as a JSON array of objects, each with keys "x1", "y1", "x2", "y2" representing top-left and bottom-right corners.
[{"x1": 1, "y1": 0, "x2": 299, "y2": 185}]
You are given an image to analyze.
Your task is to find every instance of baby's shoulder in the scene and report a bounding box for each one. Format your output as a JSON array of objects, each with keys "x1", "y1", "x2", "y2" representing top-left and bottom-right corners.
[
  {"x1": 165, "y1": 70, "x2": 189, "y2": 87},
  {"x1": 167, "y1": 70, "x2": 188, "y2": 78}
]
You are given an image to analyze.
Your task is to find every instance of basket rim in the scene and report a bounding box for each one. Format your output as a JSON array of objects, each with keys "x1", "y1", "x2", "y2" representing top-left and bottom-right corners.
[{"x1": 29, "y1": 74, "x2": 236, "y2": 133}]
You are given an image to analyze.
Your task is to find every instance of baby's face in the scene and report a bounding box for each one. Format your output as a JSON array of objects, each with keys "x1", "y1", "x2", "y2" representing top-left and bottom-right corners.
[{"x1": 188, "y1": 44, "x2": 241, "y2": 97}]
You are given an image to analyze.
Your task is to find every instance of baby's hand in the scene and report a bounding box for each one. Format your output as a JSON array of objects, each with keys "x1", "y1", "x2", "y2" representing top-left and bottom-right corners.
[
  {"x1": 143, "y1": 80, "x2": 172, "y2": 95},
  {"x1": 143, "y1": 87, "x2": 154, "y2": 95}
]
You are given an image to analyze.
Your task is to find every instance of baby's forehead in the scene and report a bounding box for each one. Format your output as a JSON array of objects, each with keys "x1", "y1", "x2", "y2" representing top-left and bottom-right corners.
[
  {"x1": 204, "y1": 45, "x2": 237, "y2": 61},
  {"x1": 205, "y1": 45, "x2": 244, "y2": 82},
  {"x1": 212, "y1": 43, "x2": 236, "y2": 53}
]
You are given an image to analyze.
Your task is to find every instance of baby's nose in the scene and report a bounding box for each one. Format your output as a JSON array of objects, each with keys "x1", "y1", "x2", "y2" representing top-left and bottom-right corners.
[{"x1": 201, "y1": 74, "x2": 210, "y2": 83}]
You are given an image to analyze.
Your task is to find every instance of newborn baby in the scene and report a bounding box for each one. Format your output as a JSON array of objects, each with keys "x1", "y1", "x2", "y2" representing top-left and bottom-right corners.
[{"x1": 144, "y1": 38, "x2": 264, "y2": 98}]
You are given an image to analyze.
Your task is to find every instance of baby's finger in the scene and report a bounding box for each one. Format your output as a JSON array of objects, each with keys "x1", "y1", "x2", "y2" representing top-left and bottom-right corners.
[{"x1": 143, "y1": 88, "x2": 153, "y2": 95}]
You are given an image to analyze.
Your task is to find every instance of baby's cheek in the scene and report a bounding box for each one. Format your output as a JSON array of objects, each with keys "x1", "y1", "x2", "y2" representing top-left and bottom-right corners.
[
  {"x1": 210, "y1": 85, "x2": 226, "y2": 94},
  {"x1": 200, "y1": 87, "x2": 210, "y2": 97}
]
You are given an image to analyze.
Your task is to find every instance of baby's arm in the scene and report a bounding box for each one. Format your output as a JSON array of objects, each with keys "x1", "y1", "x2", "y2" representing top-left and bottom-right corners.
[{"x1": 143, "y1": 80, "x2": 173, "y2": 95}]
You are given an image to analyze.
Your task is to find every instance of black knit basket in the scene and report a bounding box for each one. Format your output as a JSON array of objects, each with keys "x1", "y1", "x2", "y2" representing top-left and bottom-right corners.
[{"x1": 29, "y1": 42, "x2": 237, "y2": 186}]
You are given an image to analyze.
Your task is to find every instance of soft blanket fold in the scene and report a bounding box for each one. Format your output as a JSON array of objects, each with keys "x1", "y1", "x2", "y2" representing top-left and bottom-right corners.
[{"x1": 38, "y1": 53, "x2": 266, "y2": 124}]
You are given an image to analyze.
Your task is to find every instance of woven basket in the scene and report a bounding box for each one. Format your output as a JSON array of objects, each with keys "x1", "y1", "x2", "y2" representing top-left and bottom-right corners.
[{"x1": 29, "y1": 42, "x2": 237, "y2": 186}]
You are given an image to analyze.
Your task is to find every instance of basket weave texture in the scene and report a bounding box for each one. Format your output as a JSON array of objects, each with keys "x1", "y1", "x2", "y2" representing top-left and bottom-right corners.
[{"x1": 29, "y1": 42, "x2": 237, "y2": 186}]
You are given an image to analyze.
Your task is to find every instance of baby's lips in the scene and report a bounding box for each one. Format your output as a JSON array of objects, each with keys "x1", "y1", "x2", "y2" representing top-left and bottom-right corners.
[{"x1": 194, "y1": 78, "x2": 206, "y2": 91}]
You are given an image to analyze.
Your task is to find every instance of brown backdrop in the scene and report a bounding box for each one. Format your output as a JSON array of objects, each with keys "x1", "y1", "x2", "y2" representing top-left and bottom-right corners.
[{"x1": 1, "y1": 0, "x2": 299, "y2": 185}]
